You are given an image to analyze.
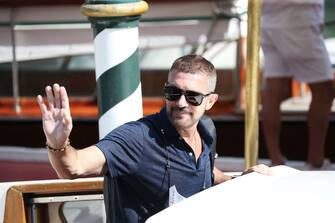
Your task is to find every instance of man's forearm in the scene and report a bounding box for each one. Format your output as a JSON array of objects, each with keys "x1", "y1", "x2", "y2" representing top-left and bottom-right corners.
[
  {"x1": 48, "y1": 144, "x2": 106, "y2": 179},
  {"x1": 48, "y1": 145, "x2": 81, "y2": 179}
]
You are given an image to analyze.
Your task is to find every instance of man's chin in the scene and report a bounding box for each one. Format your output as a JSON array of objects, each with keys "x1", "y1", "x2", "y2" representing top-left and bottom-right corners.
[
  {"x1": 171, "y1": 118, "x2": 191, "y2": 129},
  {"x1": 167, "y1": 110, "x2": 193, "y2": 128}
]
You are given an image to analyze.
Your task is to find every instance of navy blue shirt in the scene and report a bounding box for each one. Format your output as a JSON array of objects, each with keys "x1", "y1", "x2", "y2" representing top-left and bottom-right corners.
[{"x1": 96, "y1": 108, "x2": 215, "y2": 223}]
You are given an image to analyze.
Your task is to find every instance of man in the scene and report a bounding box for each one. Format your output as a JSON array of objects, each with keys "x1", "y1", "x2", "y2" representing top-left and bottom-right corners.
[
  {"x1": 37, "y1": 55, "x2": 271, "y2": 223},
  {"x1": 261, "y1": 0, "x2": 335, "y2": 168}
]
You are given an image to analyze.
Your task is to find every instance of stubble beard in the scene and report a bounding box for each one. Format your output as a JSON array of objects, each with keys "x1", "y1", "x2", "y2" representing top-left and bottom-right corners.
[{"x1": 167, "y1": 107, "x2": 198, "y2": 130}]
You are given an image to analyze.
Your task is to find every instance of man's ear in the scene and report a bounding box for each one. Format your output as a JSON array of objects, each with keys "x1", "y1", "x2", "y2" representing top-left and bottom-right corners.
[{"x1": 205, "y1": 93, "x2": 218, "y2": 110}]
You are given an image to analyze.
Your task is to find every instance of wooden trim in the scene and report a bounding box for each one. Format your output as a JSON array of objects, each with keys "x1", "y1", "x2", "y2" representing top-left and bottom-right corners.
[
  {"x1": 3, "y1": 178, "x2": 103, "y2": 223},
  {"x1": 4, "y1": 187, "x2": 26, "y2": 223},
  {"x1": 81, "y1": 1, "x2": 149, "y2": 17}
]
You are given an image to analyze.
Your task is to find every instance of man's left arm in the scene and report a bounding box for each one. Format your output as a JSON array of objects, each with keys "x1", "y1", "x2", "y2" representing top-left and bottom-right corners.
[{"x1": 213, "y1": 164, "x2": 273, "y2": 185}]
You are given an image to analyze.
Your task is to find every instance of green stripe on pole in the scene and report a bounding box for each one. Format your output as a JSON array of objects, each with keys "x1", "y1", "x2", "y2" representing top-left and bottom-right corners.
[{"x1": 96, "y1": 50, "x2": 140, "y2": 116}]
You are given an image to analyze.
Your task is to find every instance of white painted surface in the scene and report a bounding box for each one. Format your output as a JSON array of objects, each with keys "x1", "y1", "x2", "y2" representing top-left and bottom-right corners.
[
  {"x1": 98, "y1": 83, "x2": 143, "y2": 139},
  {"x1": 147, "y1": 166, "x2": 335, "y2": 223},
  {"x1": 94, "y1": 27, "x2": 138, "y2": 80}
]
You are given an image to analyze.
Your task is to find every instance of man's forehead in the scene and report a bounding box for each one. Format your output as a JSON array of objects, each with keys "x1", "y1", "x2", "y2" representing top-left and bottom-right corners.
[
  {"x1": 168, "y1": 71, "x2": 207, "y2": 80},
  {"x1": 167, "y1": 72, "x2": 209, "y2": 91}
]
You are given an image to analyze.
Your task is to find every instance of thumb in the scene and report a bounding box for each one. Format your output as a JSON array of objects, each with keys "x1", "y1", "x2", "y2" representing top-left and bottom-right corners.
[{"x1": 60, "y1": 109, "x2": 73, "y2": 134}]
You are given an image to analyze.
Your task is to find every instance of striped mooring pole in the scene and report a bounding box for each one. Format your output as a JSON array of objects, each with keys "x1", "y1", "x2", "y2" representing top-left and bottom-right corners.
[{"x1": 81, "y1": 0, "x2": 149, "y2": 139}]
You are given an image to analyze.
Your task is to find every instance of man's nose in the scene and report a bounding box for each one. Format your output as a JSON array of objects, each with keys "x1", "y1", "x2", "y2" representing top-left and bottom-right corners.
[{"x1": 175, "y1": 94, "x2": 188, "y2": 106}]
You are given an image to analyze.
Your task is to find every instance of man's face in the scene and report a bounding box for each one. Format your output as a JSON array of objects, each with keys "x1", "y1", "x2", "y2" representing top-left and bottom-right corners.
[{"x1": 165, "y1": 72, "x2": 217, "y2": 131}]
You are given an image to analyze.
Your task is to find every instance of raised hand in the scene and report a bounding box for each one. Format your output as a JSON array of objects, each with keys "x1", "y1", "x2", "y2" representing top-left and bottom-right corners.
[{"x1": 37, "y1": 83, "x2": 73, "y2": 149}]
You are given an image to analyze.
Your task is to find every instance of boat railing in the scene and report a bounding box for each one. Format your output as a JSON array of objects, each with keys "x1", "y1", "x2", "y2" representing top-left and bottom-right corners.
[{"x1": 1, "y1": 178, "x2": 103, "y2": 223}]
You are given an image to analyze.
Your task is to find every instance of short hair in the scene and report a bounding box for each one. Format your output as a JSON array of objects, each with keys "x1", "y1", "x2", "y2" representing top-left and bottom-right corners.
[{"x1": 168, "y1": 54, "x2": 217, "y2": 92}]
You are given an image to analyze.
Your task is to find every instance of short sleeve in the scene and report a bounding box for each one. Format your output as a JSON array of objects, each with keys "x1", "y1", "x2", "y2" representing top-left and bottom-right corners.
[{"x1": 95, "y1": 121, "x2": 144, "y2": 177}]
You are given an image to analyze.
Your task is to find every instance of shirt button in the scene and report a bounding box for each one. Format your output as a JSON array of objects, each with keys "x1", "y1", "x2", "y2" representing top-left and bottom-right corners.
[{"x1": 189, "y1": 152, "x2": 193, "y2": 156}]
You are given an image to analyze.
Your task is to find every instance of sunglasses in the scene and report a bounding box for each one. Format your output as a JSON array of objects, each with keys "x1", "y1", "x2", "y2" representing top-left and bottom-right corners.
[{"x1": 163, "y1": 85, "x2": 212, "y2": 106}]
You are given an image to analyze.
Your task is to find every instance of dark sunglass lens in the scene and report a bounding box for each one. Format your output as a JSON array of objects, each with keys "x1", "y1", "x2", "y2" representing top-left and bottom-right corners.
[
  {"x1": 186, "y1": 95, "x2": 202, "y2": 106},
  {"x1": 164, "y1": 86, "x2": 208, "y2": 106},
  {"x1": 164, "y1": 86, "x2": 178, "y2": 93},
  {"x1": 185, "y1": 91, "x2": 203, "y2": 106},
  {"x1": 164, "y1": 86, "x2": 182, "y2": 101},
  {"x1": 166, "y1": 93, "x2": 181, "y2": 101}
]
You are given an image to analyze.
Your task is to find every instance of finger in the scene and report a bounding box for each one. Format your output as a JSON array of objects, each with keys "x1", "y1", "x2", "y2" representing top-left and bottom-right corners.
[
  {"x1": 60, "y1": 87, "x2": 73, "y2": 133},
  {"x1": 60, "y1": 87, "x2": 72, "y2": 128},
  {"x1": 62, "y1": 109, "x2": 73, "y2": 131},
  {"x1": 36, "y1": 95, "x2": 48, "y2": 117},
  {"x1": 45, "y1": 85, "x2": 54, "y2": 111},
  {"x1": 53, "y1": 83, "x2": 61, "y2": 108},
  {"x1": 253, "y1": 164, "x2": 273, "y2": 176},
  {"x1": 60, "y1": 86, "x2": 70, "y2": 112}
]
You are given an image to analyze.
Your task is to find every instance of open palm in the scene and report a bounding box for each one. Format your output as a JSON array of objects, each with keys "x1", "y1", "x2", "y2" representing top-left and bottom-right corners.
[{"x1": 37, "y1": 84, "x2": 73, "y2": 149}]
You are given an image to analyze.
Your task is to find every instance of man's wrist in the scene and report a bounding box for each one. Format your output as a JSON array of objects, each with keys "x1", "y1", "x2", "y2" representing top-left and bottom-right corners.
[{"x1": 46, "y1": 139, "x2": 70, "y2": 152}]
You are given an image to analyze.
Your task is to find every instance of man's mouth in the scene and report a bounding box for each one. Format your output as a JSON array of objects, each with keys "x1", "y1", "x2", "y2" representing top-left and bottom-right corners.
[{"x1": 172, "y1": 108, "x2": 191, "y2": 117}]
